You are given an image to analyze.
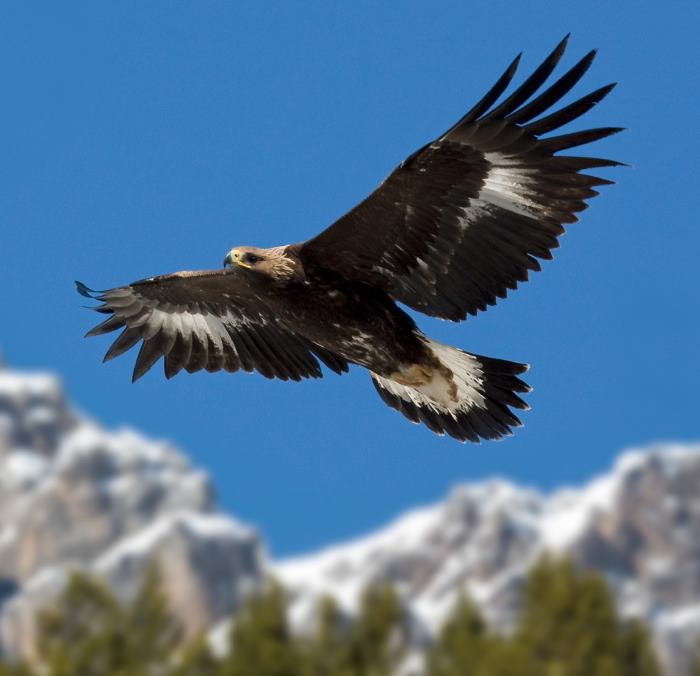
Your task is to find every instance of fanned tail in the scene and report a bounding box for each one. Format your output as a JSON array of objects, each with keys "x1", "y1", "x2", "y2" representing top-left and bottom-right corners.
[{"x1": 371, "y1": 338, "x2": 531, "y2": 443}]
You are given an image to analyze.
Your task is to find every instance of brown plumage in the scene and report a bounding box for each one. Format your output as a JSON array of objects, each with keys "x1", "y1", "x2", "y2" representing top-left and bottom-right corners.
[{"x1": 77, "y1": 36, "x2": 622, "y2": 442}]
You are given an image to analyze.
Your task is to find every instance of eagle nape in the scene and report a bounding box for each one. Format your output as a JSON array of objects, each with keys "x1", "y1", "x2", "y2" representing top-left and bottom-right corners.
[{"x1": 77, "y1": 35, "x2": 621, "y2": 443}]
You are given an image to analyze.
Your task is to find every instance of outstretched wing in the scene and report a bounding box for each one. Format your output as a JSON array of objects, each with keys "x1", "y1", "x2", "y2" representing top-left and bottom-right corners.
[
  {"x1": 77, "y1": 270, "x2": 348, "y2": 382},
  {"x1": 300, "y1": 36, "x2": 623, "y2": 321}
]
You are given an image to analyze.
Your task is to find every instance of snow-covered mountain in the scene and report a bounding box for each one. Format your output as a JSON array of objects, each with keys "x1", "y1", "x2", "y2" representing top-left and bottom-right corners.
[
  {"x1": 0, "y1": 367, "x2": 265, "y2": 661},
  {"x1": 0, "y1": 364, "x2": 699, "y2": 675},
  {"x1": 275, "y1": 447, "x2": 700, "y2": 676}
]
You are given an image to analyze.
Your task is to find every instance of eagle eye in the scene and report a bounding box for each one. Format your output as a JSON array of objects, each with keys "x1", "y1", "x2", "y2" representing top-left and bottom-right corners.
[{"x1": 243, "y1": 253, "x2": 262, "y2": 265}]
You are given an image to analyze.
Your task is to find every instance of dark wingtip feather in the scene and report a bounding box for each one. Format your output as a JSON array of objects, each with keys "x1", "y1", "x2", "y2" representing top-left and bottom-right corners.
[
  {"x1": 556, "y1": 156, "x2": 627, "y2": 172},
  {"x1": 131, "y1": 339, "x2": 164, "y2": 383},
  {"x1": 451, "y1": 52, "x2": 521, "y2": 130},
  {"x1": 506, "y1": 48, "x2": 598, "y2": 126},
  {"x1": 543, "y1": 126, "x2": 626, "y2": 152},
  {"x1": 485, "y1": 34, "x2": 570, "y2": 120},
  {"x1": 84, "y1": 315, "x2": 125, "y2": 338},
  {"x1": 103, "y1": 328, "x2": 141, "y2": 363},
  {"x1": 552, "y1": 32, "x2": 571, "y2": 61},
  {"x1": 76, "y1": 281, "x2": 98, "y2": 298},
  {"x1": 525, "y1": 82, "x2": 618, "y2": 136}
]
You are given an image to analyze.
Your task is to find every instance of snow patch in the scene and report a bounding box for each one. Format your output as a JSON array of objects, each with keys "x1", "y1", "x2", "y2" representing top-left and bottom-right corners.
[
  {"x1": 0, "y1": 451, "x2": 49, "y2": 490},
  {"x1": 0, "y1": 372, "x2": 62, "y2": 400},
  {"x1": 95, "y1": 512, "x2": 254, "y2": 571},
  {"x1": 655, "y1": 603, "x2": 700, "y2": 632}
]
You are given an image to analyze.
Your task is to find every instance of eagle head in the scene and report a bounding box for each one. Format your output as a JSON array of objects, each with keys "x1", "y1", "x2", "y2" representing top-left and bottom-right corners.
[
  {"x1": 223, "y1": 245, "x2": 305, "y2": 282},
  {"x1": 223, "y1": 246, "x2": 267, "y2": 270}
]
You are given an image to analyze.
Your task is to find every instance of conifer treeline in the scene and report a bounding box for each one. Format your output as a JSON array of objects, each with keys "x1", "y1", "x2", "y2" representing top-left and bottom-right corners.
[{"x1": 0, "y1": 558, "x2": 673, "y2": 676}]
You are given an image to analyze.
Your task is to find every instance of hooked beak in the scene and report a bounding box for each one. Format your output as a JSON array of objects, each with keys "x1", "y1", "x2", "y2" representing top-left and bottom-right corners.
[{"x1": 223, "y1": 250, "x2": 236, "y2": 268}]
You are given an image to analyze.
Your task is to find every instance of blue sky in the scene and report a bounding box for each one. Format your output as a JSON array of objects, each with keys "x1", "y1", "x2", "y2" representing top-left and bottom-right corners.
[{"x1": 2, "y1": 2, "x2": 698, "y2": 556}]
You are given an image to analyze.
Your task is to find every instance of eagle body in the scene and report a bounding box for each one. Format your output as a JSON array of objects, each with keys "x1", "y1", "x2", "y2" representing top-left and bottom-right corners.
[
  {"x1": 266, "y1": 262, "x2": 424, "y2": 374},
  {"x1": 78, "y1": 36, "x2": 621, "y2": 442}
]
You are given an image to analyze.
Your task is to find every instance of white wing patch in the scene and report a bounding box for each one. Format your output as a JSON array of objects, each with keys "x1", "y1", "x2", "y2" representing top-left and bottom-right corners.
[
  {"x1": 477, "y1": 152, "x2": 542, "y2": 219},
  {"x1": 129, "y1": 306, "x2": 255, "y2": 364}
]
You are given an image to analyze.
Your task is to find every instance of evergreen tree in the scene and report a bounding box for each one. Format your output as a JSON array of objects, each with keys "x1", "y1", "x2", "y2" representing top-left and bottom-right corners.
[
  {"x1": 124, "y1": 564, "x2": 183, "y2": 669},
  {"x1": 37, "y1": 564, "x2": 182, "y2": 676},
  {"x1": 426, "y1": 593, "x2": 543, "y2": 676},
  {"x1": 0, "y1": 664, "x2": 36, "y2": 676},
  {"x1": 618, "y1": 620, "x2": 661, "y2": 676},
  {"x1": 302, "y1": 595, "x2": 351, "y2": 676},
  {"x1": 38, "y1": 571, "x2": 126, "y2": 676},
  {"x1": 172, "y1": 635, "x2": 220, "y2": 676},
  {"x1": 19, "y1": 556, "x2": 666, "y2": 676},
  {"x1": 344, "y1": 583, "x2": 403, "y2": 676},
  {"x1": 477, "y1": 639, "x2": 540, "y2": 676},
  {"x1": 426, "y1": 594, "x2": 491, "y2": 676},
  {"x1": 515, "y1": 557, "x2": 622, "y2": 676},
  {"x1": 221, "y1": 581, "x2": 301, "y2": 676}
]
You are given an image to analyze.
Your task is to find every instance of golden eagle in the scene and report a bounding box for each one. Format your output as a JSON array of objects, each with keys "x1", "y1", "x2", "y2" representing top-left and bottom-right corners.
[{"x1": 78, "y1": 36, "x2": 621, "y2": 442}]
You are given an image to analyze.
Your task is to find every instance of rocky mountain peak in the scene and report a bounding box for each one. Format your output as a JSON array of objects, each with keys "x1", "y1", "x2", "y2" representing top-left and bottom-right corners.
[
  {"x1": 0, "y1": 368, "x2": 266, "y2": 661},
  {"x1": 0, "y1": 371, "x2": 74, "y2": 457},
  {"x1": 275, "y1": 444, "x2": 700, "y2": 676}
]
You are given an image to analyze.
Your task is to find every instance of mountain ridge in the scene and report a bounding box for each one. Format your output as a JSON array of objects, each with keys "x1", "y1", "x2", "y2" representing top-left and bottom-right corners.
[
  {"x1": 0, "y1": 367, "x2": 266, "y2": 661},
  {"x1": 0, "y1": 365, "x2": 698, "y2": 675},
  {"x1": 274, "y1": 445, "x2": 700, "y2": 675}
]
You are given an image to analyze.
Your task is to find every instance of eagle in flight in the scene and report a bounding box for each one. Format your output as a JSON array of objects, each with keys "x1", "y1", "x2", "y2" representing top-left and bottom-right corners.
[{"x1": 78, "y1": 36, "x2": 621, "y2": 443}]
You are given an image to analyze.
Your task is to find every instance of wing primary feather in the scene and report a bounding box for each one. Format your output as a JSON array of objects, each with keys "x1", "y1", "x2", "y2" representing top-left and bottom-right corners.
[
  {"x1": 448, "y1": 53, "x2": 521, "y2": 130},
  {"x1": 541, "y1": 126, "x2": 625, "y2": 152},
  {"x1": 75, "y1": 281, "x2": 103, "y2": 299},
  {"x1": 205, "y1": 335, "x2": 225, "y2": 373},
  {"x1": 253, "y1": 329, "x2": 311, "y2": 380},
  {"x1": 103, "y1": 328, "x2": 141, "y2": 362},
  {"x1": 163, "y1": 356, "x2": 180, "y2": 380},
  {"x1": 185, "y1": 332, "x2": 208, "y2": 373},
  {"x1": 247, "y1": 328, "x2": 294, "y2": 380},
  {"x1": 132, "y1": 338, "x2": 164, "y2": 382},
  {"x1": 264, "y1": 330, "x2": 313, "y2": 380},
  {"x1": 108, "y1": 300, "x2": 144, "y2": 318},
  {"x1": 164, "y1": 332, "x2": 192, "y2": 379},
  {"x1": 222, "y1": 347, "x2": 241, "y2": 373},
  {"x1": 271, "y1": 334, "x2": 320, "y2": 379},
  {"x1": 309, "y1": 343, "x2": 350, "y2": 374},
  {"x1": 524, "y1": 82, "x2": 617, "y2": 136},
  {"x1": 553, "y1": 156, "x2": 626, "y2": 172},
  {"x1": 237, "y1": 328, "x2": 274, "y2": 378},
  {"x1": 100, "y1": 293, "x2": 141, "y2": 309},
  {"x1": 85, "y1": 315, "x2": 125, "y2": 337},
  {"x1": 485, "y1": 35, "x2": 569, "y2": 120},
  {"x1": 226, "y1": 328, "x2": 255, "y2": 372},
  {"x1": 506, "y1": 49, "x2": 597, "y2": 125},
  {"x1": 158, "y1": 327, "x2": 178, "y2": 360}
]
